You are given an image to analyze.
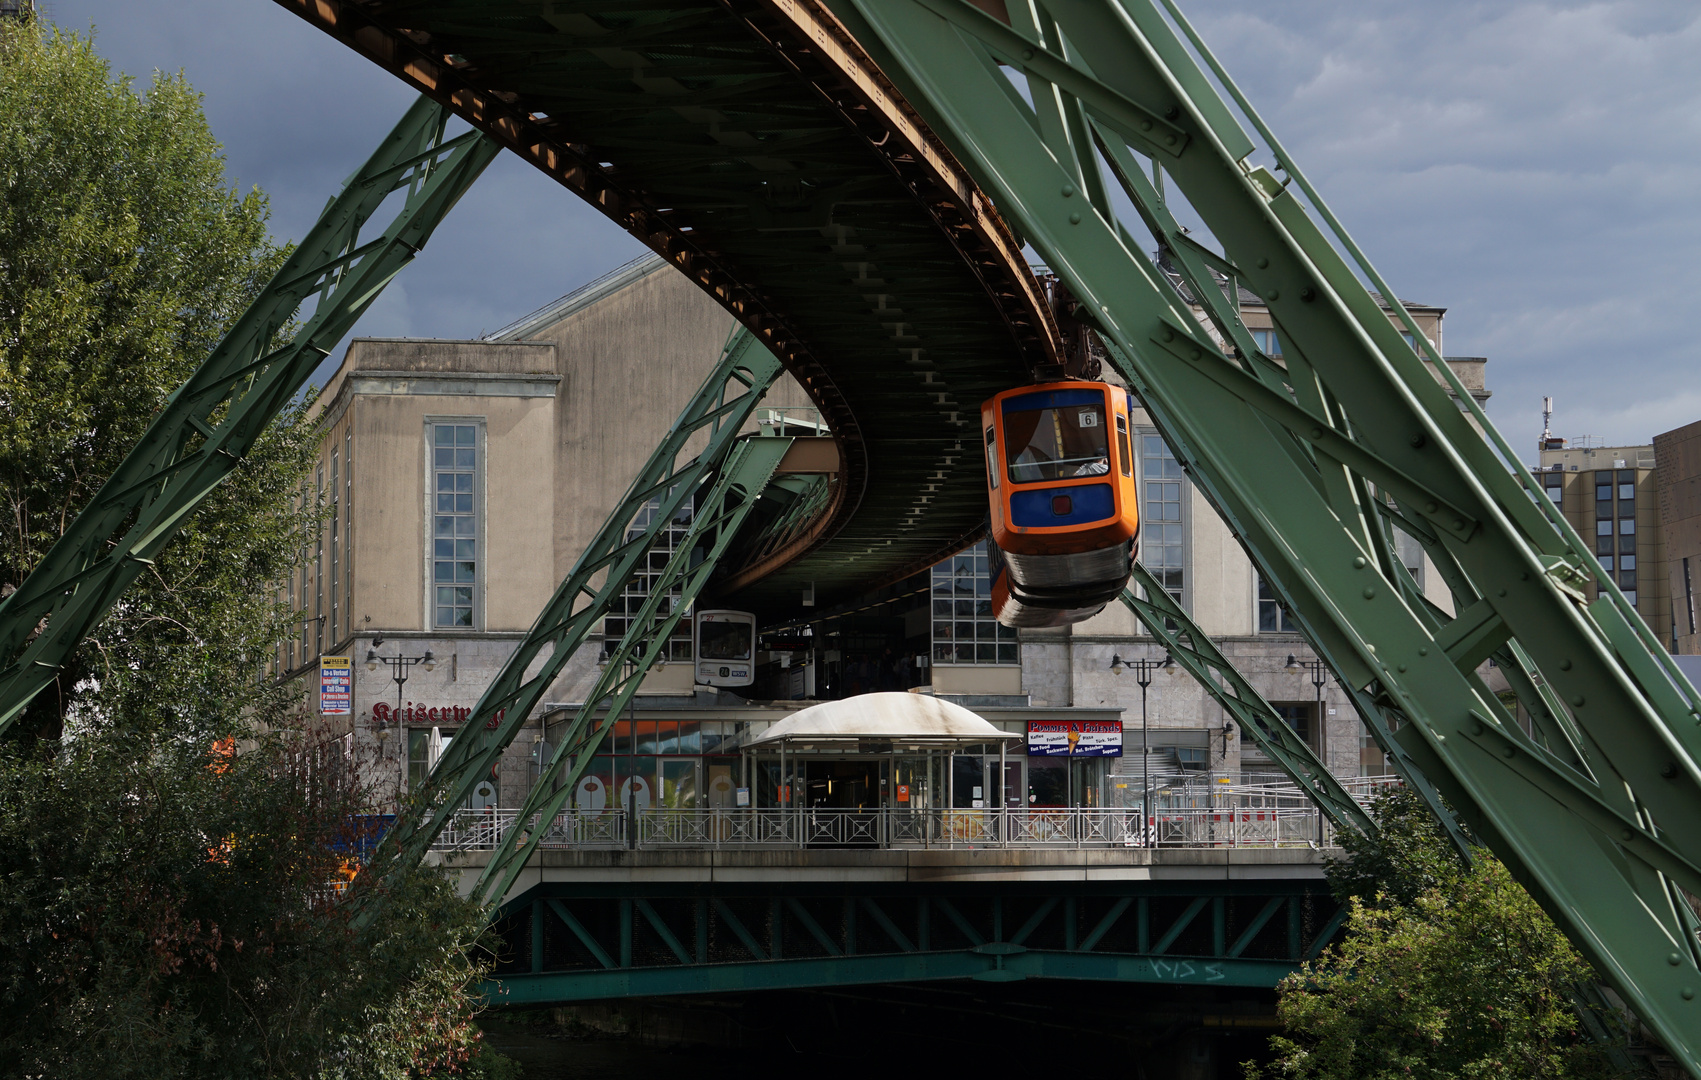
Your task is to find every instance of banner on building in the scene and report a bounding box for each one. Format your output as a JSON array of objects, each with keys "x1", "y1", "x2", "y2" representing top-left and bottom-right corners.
[
  {"x1": 1026, "y1": 718, "x2": 1122, "y2": 757},
  {"x1": 319, "y1": 655, "x2": 352, "y2": 715}
]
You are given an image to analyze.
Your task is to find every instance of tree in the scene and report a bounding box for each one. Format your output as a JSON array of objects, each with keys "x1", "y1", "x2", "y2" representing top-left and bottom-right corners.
[
  {"x1": 1246, "y1": 787, "x2": 1632, "y2": 1080},
  {"x1": 0, "y1": 18, "x2": 309, "y2": 742},
  {"x1": 0, "y1": 21, "x2": 511, "y2": 1077}
]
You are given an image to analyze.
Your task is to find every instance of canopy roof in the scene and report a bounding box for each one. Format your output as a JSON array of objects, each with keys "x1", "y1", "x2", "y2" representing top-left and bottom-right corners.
[{"x1": 747, "y1": 692, "x2": 1019, "y2": 748}]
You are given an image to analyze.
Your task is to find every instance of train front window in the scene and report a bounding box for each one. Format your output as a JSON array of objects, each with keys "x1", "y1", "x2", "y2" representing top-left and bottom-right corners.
[
  {"x1": 1004, "y1": 401, "x2": 1109, "y2": 483},
  {"x1": 699, "y1": 620, "x2": 752, "y2": 661}
]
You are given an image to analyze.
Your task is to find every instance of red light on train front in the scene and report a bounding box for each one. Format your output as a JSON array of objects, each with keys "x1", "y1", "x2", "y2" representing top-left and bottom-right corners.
[{"x1": 1051, "y1": 495, "x2": 1072, "y2": 516}]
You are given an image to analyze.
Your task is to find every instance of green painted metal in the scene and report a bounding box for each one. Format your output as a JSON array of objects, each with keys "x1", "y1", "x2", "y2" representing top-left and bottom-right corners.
[
  {"x1": 482, "y1": 880, "x2": 1337, "y2": 1003},
  {"x1": 0, "y1": 96, "x2": 499, "y2": 735},
  {"x1": 374, "y1": 329, "x2": 787, "y2": 888},
  {"x1": 468, "y1": 434, "x2": 796, "y2": 909},
  {"x1": 1119, "y1": 566, "x2": 1376, "y2": 838},
  {"x1": 832, "y1": 1, "x2": 1701, "y2": 1067},
  {"x1": 487, "y1": 949, "x2": 1293, "y2": 1002}
]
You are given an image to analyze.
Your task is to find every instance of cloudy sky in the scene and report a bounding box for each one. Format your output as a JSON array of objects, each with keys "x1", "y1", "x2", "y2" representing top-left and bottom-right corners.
[{"x1": 46, "y1": 0, "x2": 1701, "y2": 459}]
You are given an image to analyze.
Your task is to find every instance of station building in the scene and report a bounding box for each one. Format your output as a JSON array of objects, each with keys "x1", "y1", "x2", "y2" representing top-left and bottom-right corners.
[{"x1": 284, "y1": 253, "x2": 1487, "y2": 818}]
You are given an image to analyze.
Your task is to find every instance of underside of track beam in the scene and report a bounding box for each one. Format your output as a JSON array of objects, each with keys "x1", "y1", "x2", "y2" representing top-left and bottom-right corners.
[
  {"x1": 0, "y1": 96, "x2": 498, "y2": 736},
  {"x1": 833, "y1": 1, "x2": 1701, "y2": 1068}
]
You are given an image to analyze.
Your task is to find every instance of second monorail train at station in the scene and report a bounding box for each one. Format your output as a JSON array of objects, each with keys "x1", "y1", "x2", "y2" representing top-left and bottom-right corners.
[{"x1": 981, "y1": 381, "x2": 1139, "y2": 627}]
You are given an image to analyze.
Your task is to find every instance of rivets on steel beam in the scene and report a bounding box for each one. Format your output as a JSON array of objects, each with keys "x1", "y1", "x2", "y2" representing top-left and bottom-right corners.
[
  {"x1": 1165, "y1": 135, "x2": 1178, "y2": 146},
  {"x1": 1300, "y1": 287, "x2": 1316, "y2": 302},
  {"x1": 1266, "y1": 289, "x2": 1280, "y2": 301},
  {"x1": 1454, "y1": 519, "x2": 1466, "y2": 530},
  {"x1": 1140, "y1": 119, "x2": 1153, "y2": 132},
  {"x1": 1022, "y1": 48, "x2": 1035, "y2": 61},
  {"x1": 1560, "y1": 659, "x2": 1573, "y2": 671},
  {"x1": 1662, "y1": 762, "x2": 1678, "y2": 779},
  {"x1": 1162, "y1": 329, "x2": 1175, "y2": 342},
  {"x1": 1670, "y1": 952, "x2": 1683, "y2": 966},
  {"x1": 1683, "y1": 987, "x2": 1696, "y2": 1001},
  {"x1": 1502, "y1": 744, "x2": 1515, "y2": 758},
  {"x1": 1256, "y1": 257, "x2": 1269, "y2": 269},
  {"x1": 1397, "y1": 663, "x2": 1407, "y2": 673},
  {"x1": 1061, "y1": 183, "x2": 1076, "y2": 198},
  {"x1": 1311, "y1": 427, "x2": 1324, "y2": 439},
  {"x1": 1425, "y1": 501, "x2": 1439, "y2": 513},
  {"x1": 1419, "y1": 646, "x2": 1429, "y2": 656},
  {"x1": 1353, "y1": 556, "x2": 1367, "y2": 569},
  {"x1": 1497, "y1": 589, "x2": 1507, "y2": 598},
  {"x1": 1363, "y1": 587, "x2": 1376, "y2": 599},
  {"x1": 1409, "y1": 433, "x2": 1426, "y2": 448},
  {"x1": 1165, "y1": 106, "x2": 1180, "y2": 120},
  {"x1": 1189, "y1": 348, "x2": 1202, "y2": 361},
  {"x1": 1069, "y1": 212, "x2": 1081, "y2": 224},
  {"x1": 1572, "y1": 694, "x2": 1585, "y2": 707},
  {"x1": 1469, "y1": 719, "x2": 1484, "y2": 735}
]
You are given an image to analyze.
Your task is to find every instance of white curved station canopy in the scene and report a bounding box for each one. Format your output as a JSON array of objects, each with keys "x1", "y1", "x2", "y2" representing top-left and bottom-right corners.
[{"x1": 747, "y1": 692, "x2": 1020, "y2": 749}]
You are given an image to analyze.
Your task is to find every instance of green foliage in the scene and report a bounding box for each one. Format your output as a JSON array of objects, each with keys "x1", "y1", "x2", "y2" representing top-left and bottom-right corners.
[
  {"x1": 0, "y1": 724, "x2": 497, "y2": 1079},
  {"x1": 0, "y1": 19, "x2": 312, "y2": 742},
  {"x1": 1247, "y1": 787, "x2": 1630, "y2": 1080},
  {"x1": 0, "y1": 21, "x2": 504, "y2": 1078}
]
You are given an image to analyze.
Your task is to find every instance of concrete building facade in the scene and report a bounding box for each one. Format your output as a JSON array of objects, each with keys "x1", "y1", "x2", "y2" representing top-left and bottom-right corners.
[
  {"x1": 284, "y1": 255, "x2": 1489, "y2": 813},
  {"x1": 1654, "y1": 421, "x2": 1701, "y2": 654}
]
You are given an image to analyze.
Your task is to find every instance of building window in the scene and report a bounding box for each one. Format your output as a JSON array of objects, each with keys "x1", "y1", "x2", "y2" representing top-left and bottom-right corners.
[
  {"x1": 1543, "y1": 473, "x2": 1563, "y2": 506},
  {"x1": 1249, "y1": 329, "x2": 1281, "y2": 357},
  {"x1": 1257, "y1": 574, "x2": 1296, "y2": 633},
  {"x1": 603, "y1": 492, "x2": 695, "y2": 662},
  {"x1": 329, "y1": 449, "x2": 339, "y2": 646},
  {"x1": 932, "y1": 541, "x2": 1019, "y2": 664},
  {"x1": 431, "y1": 423, "x2": 479, "y2": 628},
  {"x1": 1140, "y1": 432, "x2": 1186, "y2": 611},
  {"x1": 1684, "y1": 558, "x2": 1696, "y2": 636}
]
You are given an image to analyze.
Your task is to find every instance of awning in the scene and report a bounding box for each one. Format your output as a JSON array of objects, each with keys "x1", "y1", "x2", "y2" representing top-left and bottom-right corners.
[{"x1": 746, "y1": 692, "x2": 1021, "y2": 749}]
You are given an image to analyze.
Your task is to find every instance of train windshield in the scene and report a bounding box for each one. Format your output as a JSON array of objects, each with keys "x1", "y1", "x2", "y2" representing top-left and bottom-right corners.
[
  {"x1": 698, "y1": 619, "x2": 753, "y2": 660},
  {"x1": 1003, "y1": 390, "x2": 1110, "y2": 484}
]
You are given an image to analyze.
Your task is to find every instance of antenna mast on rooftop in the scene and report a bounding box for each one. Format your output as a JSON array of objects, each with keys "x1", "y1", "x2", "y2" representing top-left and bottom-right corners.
[{"x1": 1541, "y1": 396, "x2": 1554, "y2": 455}]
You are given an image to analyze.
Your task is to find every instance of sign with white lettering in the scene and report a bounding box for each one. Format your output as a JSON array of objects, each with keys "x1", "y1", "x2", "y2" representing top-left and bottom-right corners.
[
  {"x1": 1026, "y1": 718, "x2": 1122, "y2": 757},
  {"x1": 319, "y1": 656, "x2": 351, "y2": 715}
]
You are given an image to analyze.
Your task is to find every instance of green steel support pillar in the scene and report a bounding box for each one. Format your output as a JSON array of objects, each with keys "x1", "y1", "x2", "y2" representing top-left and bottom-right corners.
[
  {"x1": 833, "y1": 1, "x2": 1701, "y2": 1067},
  {"x1": 370, "y1": 328, "x2": 787, "y2": 893},
  {"x1": 0, "y1": 96, "x2": 500, "y2": 735}
]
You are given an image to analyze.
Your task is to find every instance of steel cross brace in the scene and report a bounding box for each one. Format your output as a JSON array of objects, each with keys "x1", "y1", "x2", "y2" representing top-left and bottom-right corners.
[
  {"x1": 0, "y1": 96, "x2": 500, "y2": 735},
  {"x1": 834, "y1": 0, "x2": 1701, "y2": 1065},
  {"x1": 470, "y1": 433, "x2": 794, "y2": 909},
  {"x1": 1118, "y1": 566, "x2": 1374, "y2": 837},
  {"x1": 372, "y1": 329, "x2": 787, "y2": 887}
]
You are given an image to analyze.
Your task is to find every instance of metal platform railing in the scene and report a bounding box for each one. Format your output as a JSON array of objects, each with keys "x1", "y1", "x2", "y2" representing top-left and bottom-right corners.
[{"x1": 430, "y1": 805, "x2": 1335, "y2": 852}]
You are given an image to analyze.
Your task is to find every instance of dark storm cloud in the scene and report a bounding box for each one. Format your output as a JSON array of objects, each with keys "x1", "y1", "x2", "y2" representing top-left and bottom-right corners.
[{"x1": 47, "y1": 1, "x2": 1701, "y2": 455}]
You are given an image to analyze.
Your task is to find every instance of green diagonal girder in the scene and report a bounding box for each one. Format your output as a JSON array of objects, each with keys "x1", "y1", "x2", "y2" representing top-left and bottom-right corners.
[
  {"x1": 0, "y1": 96, "x2": 500, "y2": 734},
  {"x1": 833, "y1": 0, "x2": 1701, "y2": 1068},
  {"x1": 1118, "y1": 568, "x2": 1375, "y2": 838},
  {"x1": 371, "y1": 329, "x2": 785, "y2": 888},
  {"x1": 470, "y1": 433, "x2": 795, "y2": 909}
]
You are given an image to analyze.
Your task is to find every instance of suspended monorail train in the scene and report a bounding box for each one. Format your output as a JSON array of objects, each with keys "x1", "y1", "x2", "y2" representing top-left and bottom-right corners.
[{"x1": 981, "y1": 381, "x2": 1140, "y2": 627}]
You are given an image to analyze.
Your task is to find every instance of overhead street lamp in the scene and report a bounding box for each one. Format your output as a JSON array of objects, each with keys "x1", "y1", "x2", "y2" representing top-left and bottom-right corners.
[
  {"x1": 366, "y1": 638, "x2": 435, "y2": 737},
  {"x1": 1111, "y1": 650, "x2": 1170, "y2": 843},
  {"x1": 1285, "y1": 653, "x2": 1331, "y2": 753}
]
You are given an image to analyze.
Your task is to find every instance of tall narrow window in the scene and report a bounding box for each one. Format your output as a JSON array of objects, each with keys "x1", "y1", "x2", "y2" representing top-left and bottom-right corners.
[
  {"x1": 602, "y1": 491, "x2": 694, "y2": 660},
  {"x1": 1685, "y1": 557, "x2": 1696, "y2": 637},
  {"x1": 329, "y1": 449, "x2": 339, "y2": 646},
  {"x1": 344, "y1": 427, "x2": 353, "y2": 641},
  {"x1": 931, "y1": 541, "x2": 1018, "y2": 664},
  {"x1": 1256, "y1": 575, "x2": 1296, "y2": 633},
  {"x1": 1140, "y1": 432, "x2": 1186, "y2": 610},
  {"x1": 432, "y1": 423, "x2": 478, "y2": 628},
  {"x1": 314, "y1": 468, "x2": 324, "y2": 657},
  {"x1": 1115, "y1": 415, "x2": 1131, "y2": 477}
]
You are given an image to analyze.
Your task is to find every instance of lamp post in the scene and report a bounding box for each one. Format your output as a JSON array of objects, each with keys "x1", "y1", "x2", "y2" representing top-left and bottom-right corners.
[
  {"x1": 1112, "y1": 652, "x2": 1162, "y2": 844},
  {"x1": 1288, "y1": 653, "x2": 1331, "y2": 844},
  {"x1": 366, "y1": 639, "x2": 436, "y2": 734}
]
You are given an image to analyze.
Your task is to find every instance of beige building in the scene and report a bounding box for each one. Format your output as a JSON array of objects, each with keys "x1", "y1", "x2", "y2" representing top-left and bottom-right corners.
[
  {"x1": 282, "y1": 254, "x2": 1489, "y2": 814},
  {"x1": 1530, "y1": 440, "x2": 1672, "y2": 647},
  {"x1": 1654, "y1": 421, "x2": 1701, "y2": 654}
]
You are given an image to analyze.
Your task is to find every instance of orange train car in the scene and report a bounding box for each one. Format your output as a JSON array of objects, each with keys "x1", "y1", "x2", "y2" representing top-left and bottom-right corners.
[{"x1": 980, "y1": 381, "x2": 1139, "y2": 627}]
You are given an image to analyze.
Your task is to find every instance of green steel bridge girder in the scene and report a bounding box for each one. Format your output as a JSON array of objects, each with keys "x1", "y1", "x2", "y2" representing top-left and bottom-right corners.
[
  {"x1": 373, "y1": 329, "x2": 789, "y2": 893},
  {"x1": 833, "y1": 0, "x2": 1701, "y2": 1067},
  {"x1": 482, "y1": 882, "x2": 1343, "y2": 1005},
  {"x1": 0, "y1": 96, "x2": 500, "y2": 736},
  {"x1": 489, "y1": 950, "x2": 1294, "y2": 1004}
]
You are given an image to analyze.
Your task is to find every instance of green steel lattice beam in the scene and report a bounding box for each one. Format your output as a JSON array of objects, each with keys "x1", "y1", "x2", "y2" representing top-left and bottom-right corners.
[{"x1": 831, "y1": 0, "x2": 1701, "y2": 1068}]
